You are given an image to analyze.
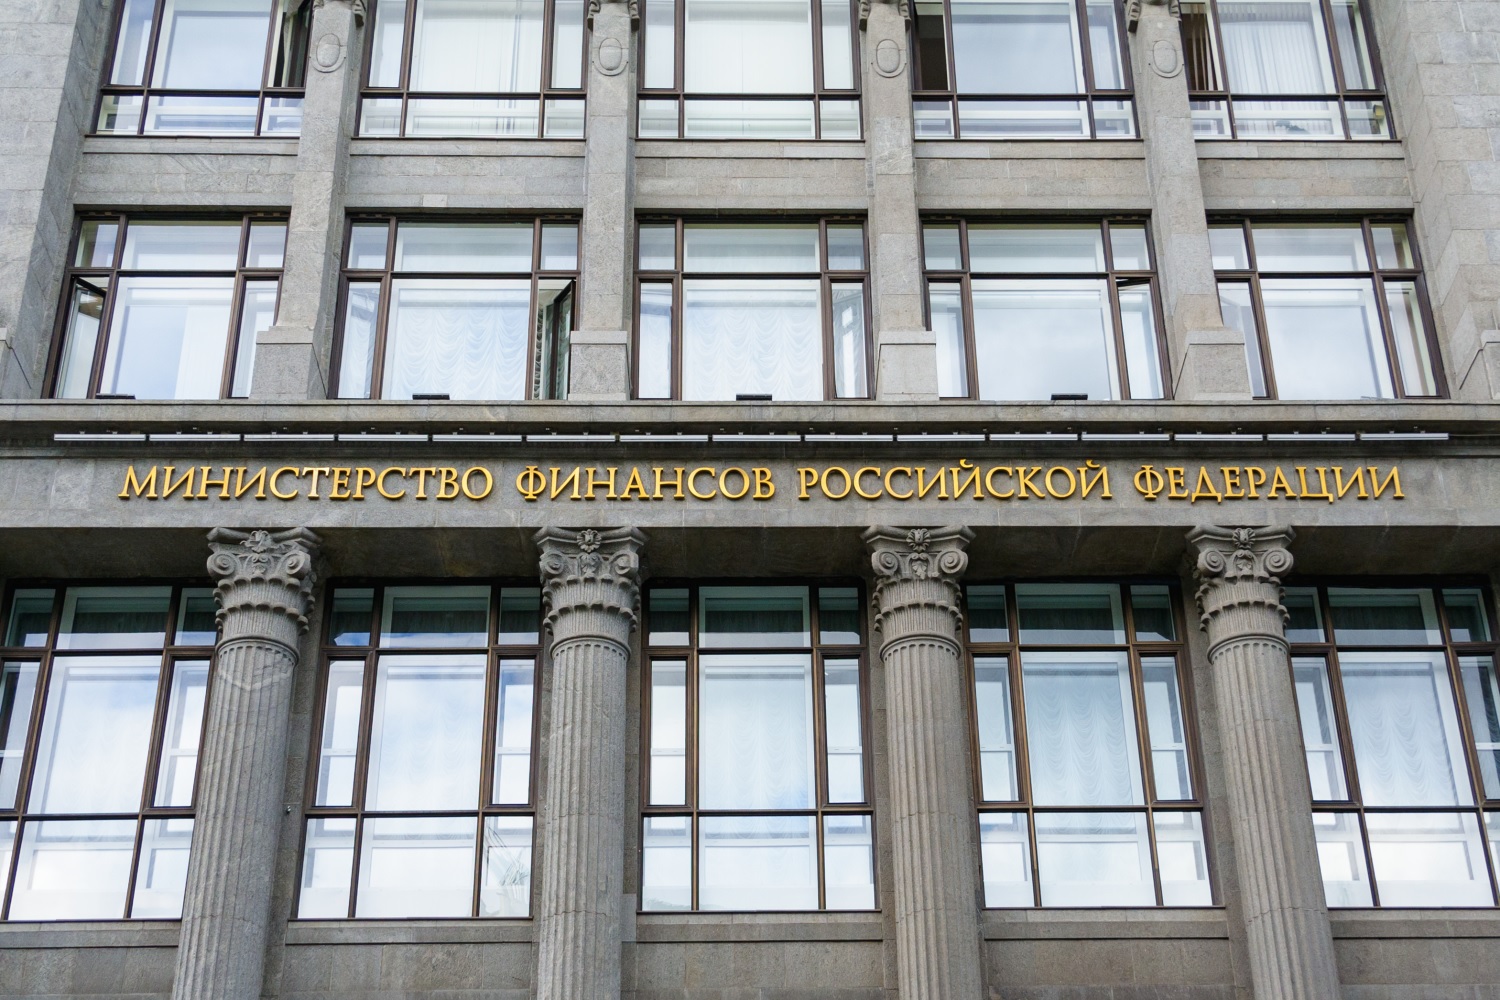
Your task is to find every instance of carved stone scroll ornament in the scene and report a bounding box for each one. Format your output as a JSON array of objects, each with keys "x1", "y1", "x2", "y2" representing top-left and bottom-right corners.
[
  {"x1": 1188, "y1": 524, "x2": 1296, "y2": 653},
  {"x1": 859, "y1": 0, "x2": 910, "y2": 29},
  {"x1": 1126, "y1": 0, "x2": 1180, "y2": 31},
  {"x1": 537, "y1": 527, "x2": 647, "y2": 646},
  {"x1": 312, "y1": 0, "x2": 365, "y2": 24},
  {"x1": 206, "y1": 527, "x2": 320, "y2": 641},
  {"x1": 865, "y1": 525, "x2": 973, "y2": 651},
  {"x1": 587, "y1": 0, "x2": 639, "y2": 26}
]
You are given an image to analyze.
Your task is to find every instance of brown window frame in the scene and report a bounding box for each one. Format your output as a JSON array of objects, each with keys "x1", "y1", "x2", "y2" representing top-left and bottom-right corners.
[
  {"x1": 46, "y1": 213, "x2": 287, "y2": 400},
  {"x1": 922, "y1": 216, "x2": 1171, "y2": 402},
  {"x1": 632, "y1": 217, "x2": 874, "y2": 401},
  {"x1": 0, "y1": 581, "x2": 218, "y2": 921},
  {"x1": 961, "y1": 579, "x2": 1213, "y2": 908},
  {"x1": 294, "y1": 581, "x2": 544, "y2": 921},
  {"x1": 639, "y1": 580, "x2": 877, "y2": 913},
  {"x1": 1211, "y1": 215, "x2": 1445, "y2": 400},
  {"x1": 330, "y1": 216, "x2": 581, "y2": 401}
]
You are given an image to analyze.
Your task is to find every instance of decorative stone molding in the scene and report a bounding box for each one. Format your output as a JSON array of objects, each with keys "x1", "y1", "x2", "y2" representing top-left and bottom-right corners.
[
  {"x1": 1126, "y1": 0, "x2": 1180, "y2": 31},
  {"x1": 865, "y1": 525, "x2": 973, "y2": 649},
  {"x1": 587, "y1": 0, "x2": 639, "y2": 27},
  {"x1": 859, "y1": 0, "x2": 909, "y2": 28},
  {"x1": 537, "y1": 527, "x2": 646, "y2": 646},
  {"x1": 206, "y1": 527, "x2": 320, "y2": 638},
  {"x1": 1189, "y1": 525, "x2": 1295, "y2": 653},
  {"x1": 313, "y1": 0, "x2": 365, "y2": 23}
]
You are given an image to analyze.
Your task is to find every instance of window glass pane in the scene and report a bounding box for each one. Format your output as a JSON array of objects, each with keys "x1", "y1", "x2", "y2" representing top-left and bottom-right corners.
[
  {"x1": 968, "y1": 226, "x2": 1105, "y2": 273},
  {"x1": 1142, "y1": 658, "x2": 1192, "y2": 800},
  {"x1": 1330, "y1": 0, "x2": 1376, "y2": 89},
  {"x1": 1293, "y1": 657, "x2": 1348, "y2": 800},
  {"x1": 1283, "y1": 587, "x2": 1325, "y2": 642},
  {"x1": 1155, "y1": 811, "x2": 1212, "y2": 905},
  {"x1": 699, "y1": 586, "x2": 811, "y2": 647},
  {"x1": 1488, "y1": 813, "x2": 1500, "y2": 881},
  {"x1": 100, "y1": 277, "x2": 235, "y2": 400},
  {"x1": 820, "y1": 98, "x2": 862, "y2": 138},
  {"x1": 1119, "y1": 280, "x2": 1164, "y2": 399},
  {"x1": 1366, "y1": 812, "x2": 1495, "y2": 906},
  {"x1": 967, "y1": 585, "x2": 1009, "y2": 642},
  {"x1": 1252, "y1": 224, "x2": 1369, "y2": 271},
  {"x1": 1386, "y1": 280, "x2": 1437, "y2": 396},
  {"x1": 642, "y1": 815, "x2": 692, "y2": 910},
  {"x1": 231, "y1": 279, "x2": 278, "y2": 398},
  {"x1": 493, "y1": 659, "x2": 534, "y2": 804},
  {"x1": 480, "y1": 815, "x2": 533, "y2": 916},
  {"x1": 0, "y1": 662, "x2": 39, "y2": 809},
  {"x1": 551, "y1": 0, "x2": 585, "y2": 87},
  {"x1": 923, "y1": 225, "x2": 961, "y2": 270},
  {"x1": 55, "y1": 281, "x2": 106, "y2": 400},
  {"x1": 356, "y1": 815, "x2": 477, "y2": 918},
  {"x1": 543, "y1": 97, "x2": 585, "y2": 138},
  {"x1": 1109, "y1": 225, "x2": 1149, "y2": 270},
  {"x1": 1314, "y1": 811, "x2": 1372, "y2": 906},
  {"x1": 1329, "y1": 587, "x2": 1441, "y2": 645},
  {"x1": 1217, "y1": 0, "x2": 1335, "y2": 93},
  {"x1": 337, "y1": 282, "x2": 381, "y2": 399},
  {"x1": 979, "y1": 812, "x2": 1032, "y2": 906},
  {"x1": 823, "y1": 813, "x2": 874, "y2": 908},
  {"x1": 1259, "y1": 277, "x2": 1393, "y2": 400},
  {"x1": 639, "y1": 226, "x2": 676, "y2": 270},
  {"x1": 1339, "y1": 651, "x2": 1472, "y2": 807},
  {"x1": 315, "y1": 661, "x2": 365, "y2": 807},
  {"x1": 175, "y1": 588, "x2": 217, "y2": 645},
  {"x1": 1216, "y1": 281, "x2": 1266, "y2": 397},
  {"x1": 637, "y1": 283, "x2": 673, "y2": 399},
  {"x1": 1445, "y1": 589, "x2": 1492, "y2": 643},
  {"x1": 534, "y1": 279, "x2": 573, "y2": 401},
  {"x1": 951, "y1": 0, "x2": 1083, "y2": 94},
  {"x1": 365, "y1": 653, "x2": 487, "y2": 810},
  {"x1": 1130, "y1": 586, "x2": 1175, "y2": 641},
  {"x1": 821, "y1": 0, "x2": 854, "y2": 88},
  {"x1": 649, "y1": 588, "x2": 690, "y2": 646},
  {"x1": 381, "y1": 585, "x2": 491, "y2": 647},
  {"x1": 245, "y1": 222, "x2": 287, "y2": 269},
  {"x1": 347, "y1": 224, "x2": 390, "y2": 269},
  {"x1": 698, "y1": 653, "x2": 814, "y2": 809},
  {"x1": 684, "y1": 0, "x2": 813, "y2": 93},
  {"x1": 1016, "y1": 583, "x2": 1125, "y2": 644},
  {"x1": 1035, "y1": 811, "x2": 1154, "y2": 906},
  {"x1": 122, "y1": 222, "x2": 241, "y2": 270},
  {"x1": 699, "y1": 814, "x2": 818, "y2": 910},
  {"x1": 6, "y1": 589, "x2": 55, "y2": 647},
  {"x1": 817, "y1": 588, "x2": 861, "y2": 644},
  {"x1": 394, "y1": 223, "x2": 533, "y2": 272},
  {"x1": 830, "y1": 283, "x2": 868, "y2": 398},
  {"x1": 97, "y1": 94, "x2": 144, "y2": 134},
  {"x1": 824, "y1": 659, "x2": 864, "y2": 803},
  {"x1": 77, "y1": 221, "x2": 119, "y2": 268},
  {"x1": 972, "y1": 279, "x2": 1119, "y2": 401},
  {"x1": 1021, "y1": 651, "x2": 1144, "y2": 806},
  {"x1": 644, "y1": 0, "x2": 676, "y2": 88},
  {"x1": 1372, "y1": 223, "x2": 1413, "y2": 269},
  {"x1": 913, "y1": 1, "x2": 949, "y2": 90},
  {"x1": 328, "y1": 588, "x2": 374, "y2": 646},
  {"x1": 143, "y1": 94, "x2": 261, "y2": 135},
  {"x1": 686, "y1": 101, "x2": 817, "y2": 142},
  {"x1": 409, "y1": 0, "x2": 542, "y2": 91},
  {"x1": 8, "y1": 818, "x2": 137, "y2": 919},
  {"x1": 382, "y1": 277, "x2": 530, "y2": 400},
  {"x1": 150, "y1": 0, "x2": 273, "y2": 89},
  {"x1": 929, "y1": 283, "x2": 969, "y2": 398},
  {"x1": 110, "y1": 0, "x2": 156, "y2": 85},
  {"x1": 974, "y1": 657, "x2": 1017, "y2": 800},
  {"x1": 368, "y1": 0, "x2": 406, "y2": 86},
  {"x1": 153, "y1": 660, "x2": 208, "y2": 807},
  {"x1": 540, "y1": 223, "x2": 578, "y2": 271},
  {"x1": 1460, "y1": 656, "x2": 1500, "y2": 799},
  {"x1": 1209, "y1": 226, "x2": 1249, "y2": 270},
  {"x1": 58, "y1": 587, "x2": 170, "y2": 650},
  {"x1": 1085, "y1": 0, "x2": 1125, "y2": 88},
  {"x1": 826, "y1": 226, "x2": 865, "y2": 270},
  {"x1": 269, "y1": 0, "x2": 311, "y2": 89},
  {"x1": 131, "y1": 818, "x2": 193, "y2": 918},
  {"x1": 298, "y1": 816, "x2": 355, "y2": 918},
  {"x1": 29, "y1": 657, "x2": 161, "y2": 814},
  {"x1": 650, "y1": 660, "x2": 687, "y2": 805},
  {"x1": 498, "y1": 588, "x2": 541, "y2": 644},
  {"x1": 683, "y1": 226, "x2": 820, "y2": 272}
]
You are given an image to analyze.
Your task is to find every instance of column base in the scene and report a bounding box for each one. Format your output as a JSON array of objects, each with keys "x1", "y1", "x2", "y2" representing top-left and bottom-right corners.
[
  {"x1": 568, "y1": 329, "x2": 631, "y2": 401},
  {"x1": 876, "y1": 329, "x2": 940, "y2": 401},
  {"x1": 249, "y1": 324, "x2": 327, "y2": 400},
  {"x1": 1173, "y1": 327, "x2": 1254, "y2": 401}
]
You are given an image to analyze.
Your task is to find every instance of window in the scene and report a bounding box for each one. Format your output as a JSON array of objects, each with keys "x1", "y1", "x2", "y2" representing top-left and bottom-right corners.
[
  {"x1": 910, "y1": 0, "x2": 1133, "y2": 138},
  {"x1": 50, "y1": 215, "x2": 286, "y2": 400},
  {"x1": 0, "y1": 584, "x2": 215, "y2": 920},
  {"x1": 924, "y1": 220, "x2": 1166, "y2": 400},
  {"x1": 1182, "y1": 0, "x2": 1388, "y2": 139},
  {"x1": 98, "y1": 0, "x2": 309, "y2": 136},
  {"x1": 333, "y1": 219, "x2": 578, "y2": 400},
  {"x1": 964, "y1": 582, "x2": 1210, "y2": 907},
  {"x1": 1288, "y1": 584, "x2": 1500, "y2": 907},
  {"x1": 637, "y1": 0, "x2": 860, "y2": 138},
  {"x1": 1212, "y1": 219, "x2": 1441, "y2": 400},
  {"x1": 298, "y1": 585, "x2": 541, "y2": 919},
  {"x1": 640, "y1": 585, "x2": 875, "y2": 911},
  {"x1": 634, "y1": 221, "x2": 870, "y2": 400},
  {"x1": 358, "y1": 0, "x2": 585, "y2": 137}
]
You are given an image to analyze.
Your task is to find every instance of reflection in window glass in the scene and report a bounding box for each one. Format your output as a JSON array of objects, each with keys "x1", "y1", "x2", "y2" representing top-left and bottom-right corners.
[
  {"x1": 366, "y1": 654, "x2": 486, "y2": 811},
  {"x1": 1016, "y1": 583, "x2": 1125, "y2": 644},
  {"x1": 380, "y1": 586, "x2": 491, "y2": 647},
  {"x1": 1023, "y1": 652, "x2": 1143, "y2": 806},
  {"x1": 973, "y1": 658, "x2": 1017, "y2": 801},
  {"x1": 1293, "y1": 658, "x2": 1348, "y2": 801},
  {"x1": 699, "y1": 586, "x2": 811, "y2": 648},
  {"x1": 356, "y1": 815, "x2": 476, "y2": 917},
  {"x1": 1036, "y1": 812, "x2": 1154, "y2": 906},
  {"x1": 1329, "y1": 588, "x2": 1441, "y2": 646},
  {"x1": 1461, "y1": 656, "x2": 1500, "y2": 800}
]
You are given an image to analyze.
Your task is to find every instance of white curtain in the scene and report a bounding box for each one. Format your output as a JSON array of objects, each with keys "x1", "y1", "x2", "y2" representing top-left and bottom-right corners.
[
  {"x1": 1341, "y1": 652, "x2": 1472, "y2": 807},
  {"x1": 410, "y1": 0, "x2": 544, "y2": 91},
  {"x1": 1021, "y1": 652, "x2": 1144, "y2": 806},
  {"x1": 1219, "y1": 0, "x2": 1333, "y2": 92},
  {"x1": 682, "y1": 280, "x2": 823, "y2": 401},
  {"x1": 383, "y1": 279, "x2": 530, "y2": 400},
  {"x1": 685, "y1": 0, "x2": 812, "y2": 93},
  {"x1": 951, "y1": 0, "x2": 1082, "y2": 94},
  {"x1": 698, "y1": 654, "x2": 814, "y2": 810}
]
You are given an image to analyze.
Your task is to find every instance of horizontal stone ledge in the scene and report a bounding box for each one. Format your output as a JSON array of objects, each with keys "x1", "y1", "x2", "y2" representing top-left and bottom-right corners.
[
  {"x1": 80, "y1": 136, "x2": 300, "y2": 156},
  {"x1": 0, "y1": 921, "x2": 182, "y2": 949},
  {"x1": 1195, "y1": 140, "x2": 1409, "y2": 160},
  {"x1": 285, "y1": 920, "x2": 536, "y2": 945},
  {"x1": 349, "y1": 138, "x2": 586, "y2": 158},
  {"x1": 1331, "y1": 911, "x2": 1500, "y2": 939},
  {"x1": 635, "y1": 911, "x2": 885, "y2": 943},
  {"x1": 981, "y1": 908, "x2": 1230, "y2": 941}
]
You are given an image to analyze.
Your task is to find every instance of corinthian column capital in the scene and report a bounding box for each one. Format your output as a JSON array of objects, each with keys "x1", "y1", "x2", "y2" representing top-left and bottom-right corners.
[
  {"x1": 864, "y1": 525, "x2": 973, "y2": 653},
  {"x1": 1187, "y1": 525, "x2": 1295, "y2": 653},
  {"x1": 206, "y1": 527, "x2": 320, "y2": 646},
  {"x1": 536, "y1": 527, "x2": 647, "y2": 650}
]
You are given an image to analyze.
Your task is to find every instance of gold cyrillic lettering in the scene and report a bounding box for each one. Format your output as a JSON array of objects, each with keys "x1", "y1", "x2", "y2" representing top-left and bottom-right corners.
[
  {"x1": 821, "y1": 467, "x2": 852, "y2": 500},
  {"x1": 654, "y1": 466, "x2": 686, "y2": 500},
  {"x1": 462, "y1": 467, "x2": 493, "y2": 500},
  {"x1": 119, "y1": 465, "x2": 159, "y2": 500},
  {"x1": 270, "y1": 466, "x2": 301, "y2": 500},
  {"x1": 1370, "y1": 466, "x2": 1404, "y2": 499},
  {"x1": 854, "y1": 466, "x2": 883, "y2": 500},
  {"x1": 719, "y1": 467, "x2": 751, "y2": 500},
  {"x1": 688, "y1": 467, "x2": 717, "y2": 500},
  {"x1": 1267, "y1": 467, "x2": 1297, "y2": 499},
  {"x1": 618, "y1": 467, "x2": 651, "y2": 500},
  {"x1": 1045, "y1": 465, "x2": 1077, "y2": 499},
  {"x1": 377, "y1": 467, "x2": 407, "y2": 499}
]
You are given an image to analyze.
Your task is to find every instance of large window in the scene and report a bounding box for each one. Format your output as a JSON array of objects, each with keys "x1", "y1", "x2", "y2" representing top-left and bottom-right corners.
[
  {"x1": 1288, "y1": 584, "x2": 1500, "y2": 907},
  {"x1": 910, "y1": 0, "x2": 1133, "y2": 139},
  {"x1": 99, "y1": 0, "x2": 309, "y2": 136},
  {"x1": 637, "y1": 0, "x2": 860, "y2": 139},
  {"x1": 50, "y1": 215, "x2": 285, "y2": 400},
  {"x1": 924, "y1": 220, "x2": 1166, "y2": 400},
  {"x1": 358, "y1": 0, "x2": 585, "y2": 137},
  {"x1": 640, "y1": 584, "x2": 875, "y2": 911},
  {"x1": 333, "y1": 218, "x2": 578, "y2": 400},
  {"x1": 1212, "y1": 219, "x2": 1441, "y2": 400},
  {"x1": 298, "y1": 585, "x2": 541, "y2": 919},
  {"x1": 0, "y1": 584, "x2": 215, "y2": 920},
  {"x1": 1182, "y1": 0, "x2": 1388, "y2": 139},
  {"x1": 635, "y1": 221, "x2": 870, "y2": 400},
  {"x1": 963, "y1": 582, "x2": 1211, "y2": 907}
]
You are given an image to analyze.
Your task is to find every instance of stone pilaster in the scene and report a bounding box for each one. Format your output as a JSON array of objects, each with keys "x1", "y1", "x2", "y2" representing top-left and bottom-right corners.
[
  {"x1": 862, "y1": 0, "x2": 939, "y2": 401},
  {"x1": 173, "y1": 528, "x2": 320, "y2": 1000},
  {"x1": 864, "y1": 526, "x2": 983, "y2": 999},
  {"x1": 1186, "y1": 526, "x2": 1341, "y2": 1000},
  {"x1": 535, "y1": 526, "x2": 646, "y2": 1000},
  {"x1": 570, "y1": 0, "x2": 637, "y2": 400},
  {"x1": 1129, "y1": 1, "x2": 1252, "y2": 400},
  {"x1": 250, "y1": 0, "x2": 363, "y2": 399}
]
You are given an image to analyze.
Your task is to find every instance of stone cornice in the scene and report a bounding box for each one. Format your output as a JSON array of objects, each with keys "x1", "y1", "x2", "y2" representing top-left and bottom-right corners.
[{"x1": 206, "y1": 527, "x2": 321, "y2": 632}]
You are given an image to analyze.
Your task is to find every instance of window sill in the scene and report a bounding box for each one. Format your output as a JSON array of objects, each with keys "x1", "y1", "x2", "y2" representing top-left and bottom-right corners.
[
  {"x1": 1330, "y1": 909, "x2": 1500, "y2": 938},
  {"x1": 1196, "y1": 140, "x2": 1406, "y2": 158},
  {"x1": 634, "y1": 910, "x2": 884, "y2": 942},
  {"x1": 0, "y1": 920, "x2": 181, "y2": 948},
  {"x1": 980, "y1": 908, "x2": 1228, "y2": 940},
  {"x1": 349, "y1": 137, "x2": 585, "y2": 157},
  {"x1": 285, "y1": 920, "x2": 534, "y2": 945},
  {"x1": 914, "y1": 140, "x2": 1144, "y2": 158},
  {"x1": 81, "y1": 135, "x2": 300, "y2": 156}
]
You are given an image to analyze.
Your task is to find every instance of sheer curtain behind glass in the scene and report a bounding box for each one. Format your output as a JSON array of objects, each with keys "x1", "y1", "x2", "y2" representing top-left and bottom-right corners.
[
  {"x1": 1217, "y1": 0, "x2": 1333, "y2": 92},
  {"x1": 682, "y1": 281, "x2": 824, "y2": 400},
  {"x1": 383, "y1": 280, "x2": 531, "y2": 400},
  {"x1": 409, "y1": 0, "x2": 544, "y2": 91},
  {"x1": 684, "y1": 0, "x2": 813, "y2": 92}
]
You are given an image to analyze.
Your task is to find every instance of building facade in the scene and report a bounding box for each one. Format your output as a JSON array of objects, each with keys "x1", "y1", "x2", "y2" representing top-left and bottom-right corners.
[{"x1": 1, "y1": 0, "x2": 1500, "y2": 996}]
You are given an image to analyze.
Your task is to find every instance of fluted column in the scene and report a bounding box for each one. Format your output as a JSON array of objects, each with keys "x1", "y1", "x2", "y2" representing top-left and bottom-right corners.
[
  {"x1": 172, "y1": 528, "x2": 320, "y2": 1000},
  {"x1": 1186, "y1": 526, "x2": 1340, "y2": 1000},
  {"x1": 864, "y1": 526, "x2": 984, "y2": 999},
  {"x1": 535, "y1": 527, "x2": 646, "y2": 1000}
]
